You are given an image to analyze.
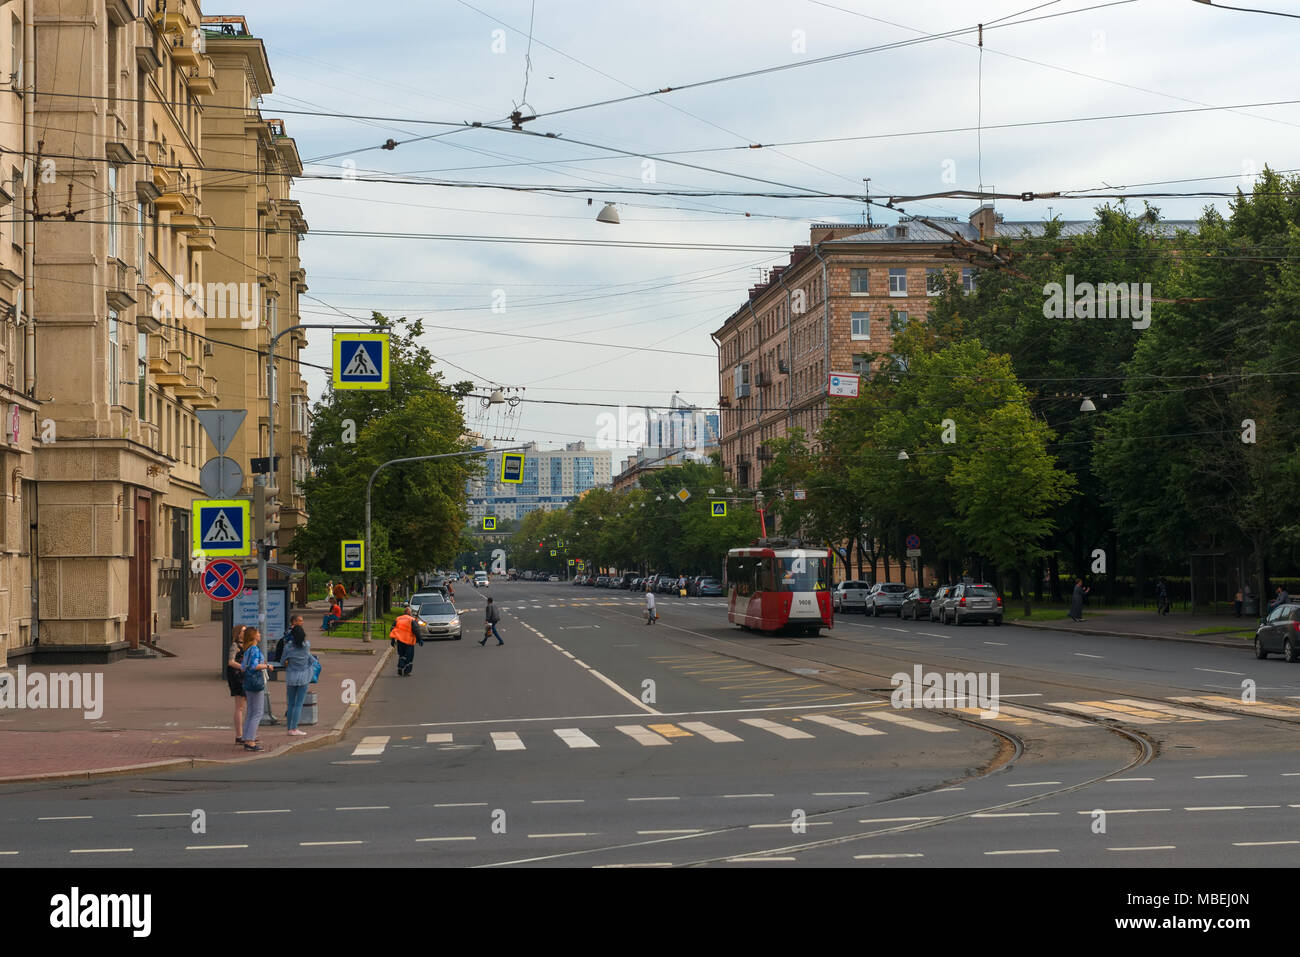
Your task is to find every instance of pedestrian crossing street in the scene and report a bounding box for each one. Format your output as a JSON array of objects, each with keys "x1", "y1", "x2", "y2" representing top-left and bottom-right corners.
[{"x1": 349, "y1": 695, "x2": 1253, "y2": 758}]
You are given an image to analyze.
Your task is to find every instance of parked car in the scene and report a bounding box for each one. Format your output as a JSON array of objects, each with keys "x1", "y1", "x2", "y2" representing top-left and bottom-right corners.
[
  {"x1": 548, "y1": 574, "x2": 560, "y2": 582},
  {"x1": 697, "y1": 577, "x2": 724, "y2": 597},
  {"x1": 1254, "y1": 603, "x2": 1300, "y2": 660},
  {"x1": 866, "y1": 582, "x2": 909, "y2": 616},
  {"x1": 571, "y1": 575, "x2": 585, "y2": 585},
  {"x1": 595, "y1": 576, "x2": 610, "y2": 588},
  {"x1": 946, "y1": 583, "x2": 1003, "y2": 625},
  {"x1": 929, "y1": 585, "x2": 956, "y2": 622},
  {"x1": 900, "y1": 587, "x2": 937, "y2": 620},
  {"x1": 833, "y1": 580, "x2": 871, "y2": 614},
  {"x1": 410, "y1": 597, "x2": 462, "y2": 640}
]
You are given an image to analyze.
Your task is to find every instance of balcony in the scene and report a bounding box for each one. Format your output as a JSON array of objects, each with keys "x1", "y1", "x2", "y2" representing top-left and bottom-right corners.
[
  {"x1": 153, "y1": 5, "x2": 187, "y2": 36},
  {"x1": 136, "y1": 162, "x2": 161, "y2": 203},
  {"x1": 174, "y1": 363, "x2": 205, "y2": 401},
  {"x1": 147, "y1": 335, "x2": 171, "y2": 374},
  {"x1": 184, "y1": 59, "x2": 216, "y2": 95},
  {"x1": 169, "y1": 35, "x2": 201, "y2": 69},
  {"x1": 105, "y1": 259, "x2": 137, "y2": 311},
  {"x1": 757, "y1": 446, "x2": 774, "y2": 462},
  {"x1": 171, "y1": 213, "x2": 217, "y2": 250},
  {"x1": 155, "y1": 190, "x2": 193, "y2": 214},
  {"x1": 151, "y1": 162, "x2": 174, "y2": 194}
]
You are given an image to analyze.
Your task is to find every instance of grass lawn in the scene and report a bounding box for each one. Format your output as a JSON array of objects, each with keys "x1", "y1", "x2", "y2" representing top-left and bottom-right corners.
[
  {"x1": 1006, "y1": 607, "x2": 1072, "y2": 621},
  {"x1": 1187, "y1": 626, "x2": 1256, "y2": 638},
  {"x1": 318, "y1": 609, "x2": 401, "y2": 642}
]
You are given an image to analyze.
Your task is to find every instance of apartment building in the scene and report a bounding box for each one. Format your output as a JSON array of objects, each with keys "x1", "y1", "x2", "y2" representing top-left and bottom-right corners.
[
  {"x1": 200, "y1": 15, "x2": 310, "y2": 604},
  {"x1": 23, "y1": 0, "x2": 222, "y2": 664},
  {"x1": 712, "y1": 206, "x2": 1196, "y2": 489},
  {"x1": 467, "y1": 441, "x2": 612, "y2": 523}
]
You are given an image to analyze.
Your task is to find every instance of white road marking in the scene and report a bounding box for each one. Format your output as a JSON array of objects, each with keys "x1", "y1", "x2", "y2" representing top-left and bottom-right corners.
[
  {"x1": 135, "y1": 812, "x2": 191, "y2": 818},
  {"x1": 300, "y1": 841, "x2": 365, "y2": 847},
  {"x1": 40, "y1": 816, "x2": 92, "y2": 821},
  {"x1": 740, "y1": 717, "x2": 814, "y2": 739},
  {"x1": 984, "y1": 641, "x2": 1007, "y2": 646},
  {"x1": 1006, "y1": 781, "x2": 1062, "y2": 787},
  {"x1": 491, "y1": 731, "x2": 526, "y2": 751},
  {"x1": 855, "y1": 853, "x2": 924, "y2": 859},
  {"x1": 749, "y1": 821, "x2": 831, "y2": 828},
  {"x1": 973, "y1": 812, "x2": 1060, "y2": 818},
  {"x1": 984, "y1": 848, "x2": 1059, "y2": 856},
  {"x1": 1074, "y1": 808, "x2": 1170, "y2": 814},
  {"x1": 351, "y1": 735, "x2": 390, "y2": 756},
  {"x1": 434, "y1": 802, "x2": 488, "y2": 808},
  {"x1": 677, "y1": 721, "x2": 742, "y2": 742},
  {"x1": 399, "y1": 698, "x2": 888, "y2": 729},
  {"x1": 416, "y1": 836, "x2": 477, "y2": 842},
  {"x1": 1185, "y1": 805, "x2": 1279, "y2": 811},
  {"x1": 1194, "y1": 774, "x2": 1247, "y2": 779},
  {"x1": 1074, "y1": 653, "x2": 1104, "y2": 659},
  {"x1": 1107, "y1": 777, "x2": 1154, "y2": 782},
  {"x1": 859, "y1": 710, "x2": 955, "y2": 732},
  {"x1": 1107, "y1": 845, "x2": 1176, "y2": 852},
  {"x1": 234, "y1": 809, "x2": 292, "y2": 815},
  {"x1": 1048, "y1": 702, "x2": 1161, "y2": 724},
  {"x1": 994, "y1": 705, "x2": 1091, "y2": 727},
  {"x1": 1110, "y1": 699, "x2": 1237, "y2": 722},
  {"x1": 728, "y1": 857, "x2": 795, "y2": 862},
  {"x1": 554, "y1": 728, "x2": 600, "y2": 749},
  {"x1": 69, "y1": 848, "x2": 132, "y2": 854},
  {"x1": 336, "y1": 806, "x2": 389, "y2": 811},
  {"x1": 638, "y1": 829, "x2": 701, "y2": 835},
  {"x1": 859, "y1": 816, "x2": 941, "y2": 823},
  {"x1": 1234, "y1": 840, "x2": 1300, "y2": 846},
  {"x1": 186, "y1": 844, "x2": 248, "y2": 851},
  {"x1": 426, "y1": 733, "x2": 453, "y2": 744},
  {"x1": 802, "y1": 713, "x2": 885, "y2": 736},
  {"x1": 528, "y1": 832, "x2": 595, "y2": 838},
  {"x1": 723, "y1": 793, "x2": 774, "y2": 798},
  {"x1": 814, "y1": 791, "x2": 870, "y2": 796},
  {"x1": 531, "y1": 799, "x2": 585, "y2": 805},
  {"x1": 616, "y1": 725, "x2": 671, "y2": 747},
  {"x1": 1195, "y1": 668, "x2": 1245, "y2": 676},
  {"x1": 627, "y1": 796, "x2": 679, "y2": 802}
]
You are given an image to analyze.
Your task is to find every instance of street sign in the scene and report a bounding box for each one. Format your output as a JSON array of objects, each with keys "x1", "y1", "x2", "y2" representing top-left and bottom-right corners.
[
  {"x1": 676, "y1": 488, "x2": 691, "y2": 502},
  {"x1": 550, "y1": 549, "x2": 557, "y2": 557},
  {"x1": 199, "y1": 456, "x2": 244, "y2": 499},
  {"x1": 828, "y1": 372, "x2": 860, "y2": 398},
  {"x1": 332, "y1": 333, "x2": 389, "y2": 391},
  {"x1": 202, "y1": 559, "x2": 244, "y2": 602},
  {"x1": 793, "y1": 489, "x2": 807, "y2": 501},
  {"x1": 500, "y1": 452, "x2": 524, "y2": 484},
  {"x1": 711, "y1": 501, "x2": 727, "y2": 517},
  {"x1": 341, "y1": 540, "x2": 364, "y2": 572},
  {"x1": 906, "y1": 548, "x2": 922, "y2": 558},
  {"x1": 906, "y1": 534, "x2": 921, "y2": 549},
  {"x1": 567, "y1": 559, "x2": 574, "y2": 565},
  {"x1": 191, "y1": 500, "x2": 251, "y2": 557},
  {"x1": 483, "y1": 516, "x2": 497, "y2": 531},
  {"x1": 196, "y1": 409, "x2": 247, "y2": 456}
]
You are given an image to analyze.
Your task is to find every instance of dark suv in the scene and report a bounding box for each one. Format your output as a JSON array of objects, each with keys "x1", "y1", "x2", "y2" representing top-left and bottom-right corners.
[{"x1": 946, "y1": 583, "x2": 1004, "y2": 625}]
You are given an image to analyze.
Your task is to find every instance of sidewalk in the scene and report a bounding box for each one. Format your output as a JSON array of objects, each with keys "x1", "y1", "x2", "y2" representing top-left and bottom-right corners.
[
  {"x1": 0, "y1": 598, "x2": 391, "y2": 783},
  {"x1": 1007, "y1": 607, "x2": 1258, "y2": 648}
]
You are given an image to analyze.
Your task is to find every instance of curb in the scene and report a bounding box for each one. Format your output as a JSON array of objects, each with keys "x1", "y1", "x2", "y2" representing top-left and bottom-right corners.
[
  {"x1": 0, "y1": 645, "x2": 395, "y2": 785},
  {"x1": 1004, "y1": 618, "x2": 1249, "y2": 649}
]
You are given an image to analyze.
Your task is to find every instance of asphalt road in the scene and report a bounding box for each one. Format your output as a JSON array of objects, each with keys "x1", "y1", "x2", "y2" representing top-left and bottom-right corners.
[{"x1": 4, "y1": 580, "x2": 1299, "y2": 867}]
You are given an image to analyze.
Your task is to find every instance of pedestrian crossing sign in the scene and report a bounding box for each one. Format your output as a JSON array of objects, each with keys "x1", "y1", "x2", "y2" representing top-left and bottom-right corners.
[
  {"x1": 483, "y1": 517, "x2": 496, "y2": 531},
  {"x1": 191, "y1": 499, "x2": 251, "y2": 557},
  {"x1": 711, "y1": 500, "x2": 727, "y2": 517},
  {"x1": 341, "y1": 540, "x2": 364, "y2": 572},
  {"x1": 332, "y1": 333, "x2": 390, "y2": 391},
  {"x1": 501, "y1": 452, "x2": 524, "y2": 484}
]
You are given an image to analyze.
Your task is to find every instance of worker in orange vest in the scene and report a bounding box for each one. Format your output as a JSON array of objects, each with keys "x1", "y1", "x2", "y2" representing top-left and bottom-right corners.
[{"x1": 389, "y1": 606, "x2": 423, "y2": 676}]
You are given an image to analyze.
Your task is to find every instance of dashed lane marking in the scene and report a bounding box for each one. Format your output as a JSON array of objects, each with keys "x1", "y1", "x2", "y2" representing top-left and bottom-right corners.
[
  {"x1": 554, "y1": 728, "x2": 600, "y2": 748},
  {"x1": 491, "y1": 731, "x2": 526, "y2": 751},
  {"x1": 739, "y1": 717, "x2": 814, "y2": 739},
  {"x1": 802, "y1": 713, "x2": 885, "y2": 736},
  {"x1": 351, "y1": 736, "x2": 390, "y2": 756}
]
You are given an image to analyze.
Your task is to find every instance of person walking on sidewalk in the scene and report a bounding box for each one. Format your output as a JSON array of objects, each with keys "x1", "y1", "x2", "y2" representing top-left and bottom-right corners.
[
  {"x1": 334, "y1": 581, "x2": 347, "y2": 610},
  {"x1": 390, "y1": 607, "x2": 422, "y2": 675},
  {"x1": 240, "y1": 628, "x2": 273, "y2": 752},
  {"x1": 226, "y1": 625, "x2": 248, "y2": 744},
  {"x1": 645, "y1": 586, "x2": 657, "y2": 625},
  {"x1": 1156, "y1": 578, "x2": 1170, "y2": 615},
  {"x1": 281, "y1": 615, "x2": 314, "y2": 736},
  {"x1": 1068, "y1": 579, "x2": 1089, "y2": 622},
  {"x1": 480, "y1": 596, "x2": 504, "y2": 645}
]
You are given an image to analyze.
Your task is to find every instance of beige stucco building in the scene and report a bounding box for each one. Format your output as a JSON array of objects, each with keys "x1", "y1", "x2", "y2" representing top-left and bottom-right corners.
[{"x1": 0, "y1": 1, "x2": 308, "y2": 668}]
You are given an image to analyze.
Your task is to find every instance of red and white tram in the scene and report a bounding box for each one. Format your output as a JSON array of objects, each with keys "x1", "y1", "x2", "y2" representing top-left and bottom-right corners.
[{"x1": 725, "y1": 541, "x2": 832, "y2": 635}]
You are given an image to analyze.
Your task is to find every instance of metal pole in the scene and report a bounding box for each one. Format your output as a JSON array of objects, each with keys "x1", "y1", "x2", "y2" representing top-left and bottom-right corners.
[
  {"x1": 363, "y1": 445, "x2": 526, "y2": 642},
  {"x1": 257, "y1": 321, "x2": 387, "y2": 647}
]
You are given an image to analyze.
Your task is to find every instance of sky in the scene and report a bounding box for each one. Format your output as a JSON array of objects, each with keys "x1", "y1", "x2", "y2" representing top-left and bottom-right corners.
[{"x1": 242, "y1": 0, "x2": 1300, "y2": 455}]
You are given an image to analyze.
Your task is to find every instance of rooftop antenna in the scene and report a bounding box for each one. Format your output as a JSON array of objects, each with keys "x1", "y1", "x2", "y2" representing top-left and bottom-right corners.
[{"x1": 863, "y1": 178, "x2": 874, "y2": 228}]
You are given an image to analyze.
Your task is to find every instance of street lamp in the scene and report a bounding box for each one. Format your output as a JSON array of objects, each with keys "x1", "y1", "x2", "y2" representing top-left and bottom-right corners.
[
  {"x1": 1079, "y1": 397, "x2": 1097, "y2": 412},
  {"x1": 596, "y1": 203, "x2": 620, "y2": 224},
  {"x1": 897, "y1": 450, "x2": 910, "y2": 461}
]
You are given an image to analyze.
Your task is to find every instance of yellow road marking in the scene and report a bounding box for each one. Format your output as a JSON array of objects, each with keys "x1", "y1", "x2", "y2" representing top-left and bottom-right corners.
[{"x1": 646, "y1": 723, "x2": 693, "y2": 738}]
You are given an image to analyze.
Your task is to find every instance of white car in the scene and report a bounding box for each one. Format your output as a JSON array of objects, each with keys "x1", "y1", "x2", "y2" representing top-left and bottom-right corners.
[{"x1": 473, "y1": 572, "x2": 489, "y2": 588}]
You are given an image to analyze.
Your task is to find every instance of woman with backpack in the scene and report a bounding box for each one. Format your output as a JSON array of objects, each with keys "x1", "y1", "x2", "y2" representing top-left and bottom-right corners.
[
  {"x1": 227, "y1": 625, "x2": 248, "y2": 744},
  {"x1": 280, "y1": 615, "x2": 316, "y2": 736},
  {"x1": 239, "y1": 628, "x2": 274, "y2": 752}
]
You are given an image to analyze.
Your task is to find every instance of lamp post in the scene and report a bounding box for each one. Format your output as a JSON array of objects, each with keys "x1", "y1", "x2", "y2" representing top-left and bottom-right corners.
[{"x1": 364, "y1": 444, "x2": 526, "y2": 641}]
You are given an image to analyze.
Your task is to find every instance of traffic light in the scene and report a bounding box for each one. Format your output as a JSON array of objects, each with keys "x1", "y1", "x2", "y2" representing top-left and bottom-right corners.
[{"x1": 253, "y1": 484, "x2": 281, "y2": 541}]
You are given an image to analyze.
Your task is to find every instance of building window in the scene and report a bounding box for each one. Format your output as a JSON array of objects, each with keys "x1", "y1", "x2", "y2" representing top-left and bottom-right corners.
[
  {"x1": 137, "y1": 330, "x2": 147, "y2": 417},
  {"x1": 108, "y1": 311, "x2": 119, "y2": 406},
  {"x1": 888, "y1": 268, "x2": 907, "y2": 296},
  {"x1": 137, "y1": 202, "x2": 146, "y2": 273},
  {"x1": 107, "y1": 166, "x2": 119, "y2": 259},
  {"x1": 850, "y1": 268, "x2": 869, "y2": 294},
  {"x1": 962, "y1": 267, "x2": 977, "y2": 294},
  {"x1": 852, "y1": 354, "x2": 870, "y2": 376},
  {"x1": 850, "y1": 311, "x2": 871, "y2": 340},
  {"x1": 926, "y1": 268, "x2": 943, "y2": 296},
  {"x1": 891, "y1": 310, "x2": 909, "y2": 333},
  {"x1": 10, "y1": 165, "x2": 20, "y2": 253}
]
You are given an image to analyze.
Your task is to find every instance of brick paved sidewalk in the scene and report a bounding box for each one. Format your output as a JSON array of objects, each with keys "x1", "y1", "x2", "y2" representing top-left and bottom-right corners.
[
  {"x1": 1008, "y1": 607, "x2": 1259, "y2": 648},
  {"x1": 0, "y1": 599, "x2": 391, "y2": 782}
]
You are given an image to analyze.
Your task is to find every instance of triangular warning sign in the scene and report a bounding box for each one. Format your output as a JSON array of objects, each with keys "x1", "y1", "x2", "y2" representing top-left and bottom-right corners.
[
  {"x1": 342, "y1": 342, "x2": 380, "y2": 377},
  {"x1": 203, "y1": 509, "x2": 241, "y2": 544}
]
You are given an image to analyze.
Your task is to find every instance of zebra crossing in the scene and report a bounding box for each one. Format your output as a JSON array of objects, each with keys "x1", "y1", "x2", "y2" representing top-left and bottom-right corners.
[{"x1": 348, "y1": 696, "x2": 1250, "y2": 758}]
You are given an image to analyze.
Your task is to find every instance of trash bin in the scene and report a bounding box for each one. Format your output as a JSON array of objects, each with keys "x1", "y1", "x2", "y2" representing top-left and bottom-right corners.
[
  {"x1": 1244, "y1": 598, "x2": 1259, "y2": 616},
  {"x1": 299, "y1": 692, "x2": 318, "y2": 726}
]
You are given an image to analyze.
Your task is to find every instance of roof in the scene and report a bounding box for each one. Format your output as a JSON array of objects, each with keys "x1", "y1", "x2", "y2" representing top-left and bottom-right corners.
[{"x1": 825, "y1": 219, "x2": 1200, "y2": 244}]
